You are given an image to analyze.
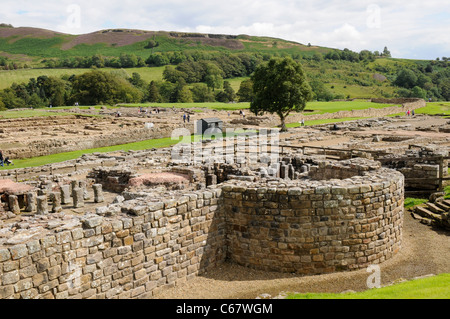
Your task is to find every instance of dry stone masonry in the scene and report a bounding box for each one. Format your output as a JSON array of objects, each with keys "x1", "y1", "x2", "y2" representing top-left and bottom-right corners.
[
  {"x1": 222, "y1": 159, "x2": 404, "y2": 274},
  {"x1": 0, "y1": 147, "x2": 405, "y2": 299}
]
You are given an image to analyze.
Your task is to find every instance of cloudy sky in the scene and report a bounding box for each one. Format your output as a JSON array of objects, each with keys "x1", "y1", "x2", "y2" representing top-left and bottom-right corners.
[{"x1": 1, "y1": 0, "x2": 449, "y2": 60}]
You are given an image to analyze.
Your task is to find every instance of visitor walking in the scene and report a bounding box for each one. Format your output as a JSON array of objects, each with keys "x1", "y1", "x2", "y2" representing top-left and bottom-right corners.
[{"x1": 0, "y1": 150, "x2": 4, "y2": 167}]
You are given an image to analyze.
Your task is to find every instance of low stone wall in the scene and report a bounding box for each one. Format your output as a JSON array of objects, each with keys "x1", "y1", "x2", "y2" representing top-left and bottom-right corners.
[
  {"x1": 0, "y1": 157, "x2": 405, "y2": 299},
  {"x1": 88, "y1": 168, "x2": 138, "y2": 193},
  {"x1": 399, "y1": 164, "x2": 440, "y2": 191},
  {"x1": 370, "y1": 98, "x2": 425, "y2": 105},
  {"x1": 0, "y1": 188, "x2": 225, "y2": 299},
  {"x1": 3, "y1": 125, "x2": 180, "y2": 160},
  {"x1": 380, "y1": 147, "x2": 449, "y2": 193},
  {"x1": 222, "y1": 163, "x2": 404, "y2": 274}
]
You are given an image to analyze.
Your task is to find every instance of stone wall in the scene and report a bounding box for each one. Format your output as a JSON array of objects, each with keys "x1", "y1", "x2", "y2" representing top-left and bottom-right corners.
[
  {"x1": 222, "y1": 163, "x2": 404, "y2": 274},
  {"x1": 381, "y1": 146, "x2": 449, "y2": 193},
  {"x1": 370, "y1": 98, "x2": 425, "y2": 105},
  {"x1": 0, "y1": 158, "x2": 405, "y2": 299},
  {"x1": 0, "y1": 188, "x2": 225, "y2": 299},
  {"x1": 88, "y1": 168, "x2": 138, "y2": 193}
]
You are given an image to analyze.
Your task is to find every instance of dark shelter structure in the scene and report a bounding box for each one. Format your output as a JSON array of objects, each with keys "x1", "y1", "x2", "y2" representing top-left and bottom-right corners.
[{"x1": 196, "y1": 118, "x2": 223, "y2": 136}]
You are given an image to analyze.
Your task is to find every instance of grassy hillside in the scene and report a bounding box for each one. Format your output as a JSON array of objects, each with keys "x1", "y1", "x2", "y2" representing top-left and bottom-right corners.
[
  {"x1": 1, "y1": 26, "x2": 447, "y2": 103},
  {"x1": 0, "y1": 28, "x2": 333, "y2": 65}
]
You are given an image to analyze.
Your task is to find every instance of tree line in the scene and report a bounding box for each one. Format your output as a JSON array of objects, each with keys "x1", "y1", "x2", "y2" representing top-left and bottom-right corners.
[
  {"x1": 392, "y1": 64, "x2": 450, "y2": 101},
  {"x1": 0, "y1": 56, "x2": 28, "y2": 70},
  {"x1": 0, "y1": 69, "x2": 241, "y2": 110},
  {"x1": 42, "y1": 53, "x2": 147, "y2": 69},
  {"x1": 1, "y1": 47, "x2": 450, "y2": 110}
]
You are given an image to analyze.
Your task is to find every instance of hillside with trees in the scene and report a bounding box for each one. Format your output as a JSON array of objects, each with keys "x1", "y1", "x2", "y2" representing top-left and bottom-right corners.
[{"x1": 0, "y1": 26, "x2": 449, "y2": 109}]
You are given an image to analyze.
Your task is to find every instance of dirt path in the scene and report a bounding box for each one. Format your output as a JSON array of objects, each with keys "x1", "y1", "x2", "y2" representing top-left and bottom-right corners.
[{"x1": 155, "y1": 212, "x2": 450, "y2": 299}]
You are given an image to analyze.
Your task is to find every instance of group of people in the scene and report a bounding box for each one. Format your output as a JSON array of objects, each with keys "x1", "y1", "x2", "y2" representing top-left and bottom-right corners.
[
  {"x1": 183, "y1": 113, "x2": 191, "y2": 123},
  {"x1": 406, "y1": 110, "x2": 415, "y2": 116},
  {"x1": 0, "y1": 150, "x2": 13, "y2": 167}
]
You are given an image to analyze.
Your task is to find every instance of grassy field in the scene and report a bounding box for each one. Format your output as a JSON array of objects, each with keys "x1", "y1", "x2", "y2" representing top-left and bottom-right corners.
[
  {"x1": 286, "y1": 117, "x2": 368, "y2": 128},
  {"x1": 116, "y1": 102, "x2": 250, "y2": 111},
  {"x1": 415, "y1": 102, "x2": 450, "y2": 115},
  {"x1": 0, "y1": 66, "x2": 165, "y2": 90},
  {"x1": 303, "y1": 100, "x2": 396, "y2": 114},
  {"x1": 287, "y1": 273, "x2": 450, "y2": 299},
  {"x1": 117, "y1": 100, "x2": 398, "y2": 113},
  {"x1": 386, "y1": 102, "x2": 450, "y2": 117},
  {"x1": 0, "y1": 135, "x2": 183, "y2": 169}
]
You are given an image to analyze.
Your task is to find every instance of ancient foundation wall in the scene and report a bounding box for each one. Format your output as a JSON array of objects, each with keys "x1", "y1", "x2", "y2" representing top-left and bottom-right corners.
[
  {"x1": 0, "y1": 188, "x2": 225, "y2": 299},
  {"x1": 4, "y1": 126, "x2": 183, "y2": 160},
  {"x1": 222, "y1": 168, "x2": 404, "y2": 274},
  {"x1": 0, "y1": 160, "x2": 405, "y2": 299},
  {"x1": 88, "y1": 168, "x2": 138, "y2": 193}
]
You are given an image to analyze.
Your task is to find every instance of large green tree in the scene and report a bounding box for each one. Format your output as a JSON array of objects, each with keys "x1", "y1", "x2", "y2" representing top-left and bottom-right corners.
[
  {"x1": 237, "y1": 79, "x2": 254, "y2": 102},
  {"x1": 394, "y1": 69, "x2": 418, "y2": 89},
  {"x1": 250, "y1": 57, "x2": 313, "y2": 131},
  {"x1": 71, "y1": 70, "x2": 142, "y2": 105}
]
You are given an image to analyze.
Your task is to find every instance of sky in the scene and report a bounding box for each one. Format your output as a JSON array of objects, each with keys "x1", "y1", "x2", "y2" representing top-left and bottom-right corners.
[{"x1": 1, "y1": 0, "x2": 449, "y2": 60}]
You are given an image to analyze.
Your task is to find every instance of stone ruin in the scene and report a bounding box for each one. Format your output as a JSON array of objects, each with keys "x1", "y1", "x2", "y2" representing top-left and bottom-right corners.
[{"x1": 0, "y1": 137, "x2": 406, "y2": 298}]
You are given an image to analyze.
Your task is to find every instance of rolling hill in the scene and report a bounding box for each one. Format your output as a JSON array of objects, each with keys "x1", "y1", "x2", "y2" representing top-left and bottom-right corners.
[
  {"x1": 0, "y1": 25, "x2": 448, "y2": 101},
  {"x1": 0, "y1": 26, "x2": 332, "y2": 63}
]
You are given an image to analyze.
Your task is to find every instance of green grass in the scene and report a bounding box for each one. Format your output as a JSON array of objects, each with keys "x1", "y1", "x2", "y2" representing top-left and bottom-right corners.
[
  {"x1": 287, "y1": 273, "x2": 450, "y2": 299},
  {"x1": 116, "y1": 102, "x2": 250, "y2": 111},
  {"x1": 386, "y1": 102, "x2": 450, "y2": 118},
  {"x1": 118, "y1": 100, "x2": 398, "y2": 115},
  {"x1": 404, "y1": 184, "x2": 450, "y2": 210},
  {"x1": 286, "y1": 117, "x2": 368, "y2": 128},
  {"x1": 304, "y1": 101, "x2": 397, "y2": 115},
  {"x1": 404, "y1": 197, "x2": 428, "y2": 210},
  {"x1": 444, "y1": 185, "x2": 450, "y2": 200},
  {"x1": 0, "y1": 136, "x2": 184, "y2": 170},
  {"x1": 414, "y1": 102, "x2": 450, "y2": 115}
]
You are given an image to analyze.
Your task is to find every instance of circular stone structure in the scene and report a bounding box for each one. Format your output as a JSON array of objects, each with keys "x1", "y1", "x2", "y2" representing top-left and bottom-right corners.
[{"x1": 222, "y1": 158, "x2": 404, "y2": 275}]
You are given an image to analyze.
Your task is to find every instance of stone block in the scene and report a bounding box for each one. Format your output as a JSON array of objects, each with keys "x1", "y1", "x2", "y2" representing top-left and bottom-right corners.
[
  {"x1": 73, "y1": 188, "x2": 84, "y2": 208},
  {"x1": 83, "y1": 216, "x2": 103, "y2": 229},
  {"x1": 60, "y1": 185, "x2": 71, "y2": 205},
  {"x1": 26, "y1": 192, "x2": 37, "y2": 212},
  {"x1": 2, "y1": 270, "x2": 20, "y2": 285},
  {"x1": 8, "y1": 195, "x2": 20, "y2": 214},
  {"x1": 93, "y1": 184, "x2": 104, "y2": 203},
  {"x1": 0, "y1": 248, "x2": 11, "y2": 262},
  {"x1": 9, "y1": 244, "x2": 28, "y2": 260},
  {"x1": 36, "y1": 195, "x2": 48, "y2": 215}
]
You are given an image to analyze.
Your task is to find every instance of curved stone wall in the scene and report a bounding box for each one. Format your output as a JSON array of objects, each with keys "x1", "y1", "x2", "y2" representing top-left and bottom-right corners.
[
  {"x1": 222, "y1": 161, "x2": 404, "y2": 274},
  {"x1": 0, "y1": 157, "x2": 405, "y2": 298}
]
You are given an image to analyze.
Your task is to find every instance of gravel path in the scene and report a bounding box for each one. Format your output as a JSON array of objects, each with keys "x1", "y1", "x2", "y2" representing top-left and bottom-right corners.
[{"x1": 155, "y1": 212, "x2": 450, "y2": 299}]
